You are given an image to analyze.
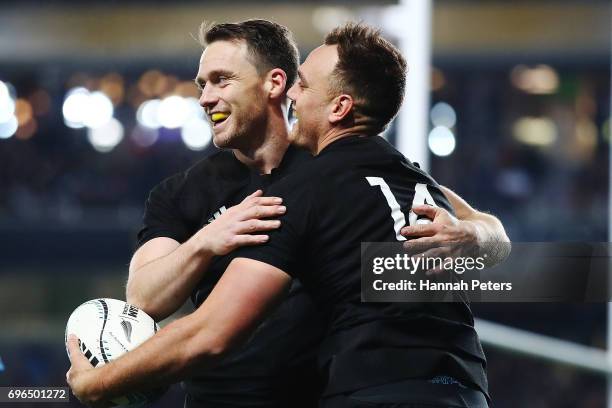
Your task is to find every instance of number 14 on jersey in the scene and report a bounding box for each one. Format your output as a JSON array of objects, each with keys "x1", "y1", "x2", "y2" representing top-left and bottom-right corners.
[{"x1": 366, "y1": 177, "x2": 437, "y2": 242}]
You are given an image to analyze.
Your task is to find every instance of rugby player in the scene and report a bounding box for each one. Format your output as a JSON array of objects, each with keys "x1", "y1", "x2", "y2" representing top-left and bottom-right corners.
[{"x1": 67, "y1": 21, "x2": 505, "y2": 408}]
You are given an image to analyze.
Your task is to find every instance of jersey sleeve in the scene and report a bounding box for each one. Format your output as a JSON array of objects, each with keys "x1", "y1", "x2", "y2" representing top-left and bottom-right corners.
[
  {"x1": 407, "y1": 161, "x2": 456, "y2": 217},
  {"x1": 428, "y1": 181, "x2": 455, "y2": 217},
  {"x1": 136, "y1": 175, "x2": 193, "y2": 248},
  {"x1": 230, "y1": 177, "x2": 316, "y2": 279}
]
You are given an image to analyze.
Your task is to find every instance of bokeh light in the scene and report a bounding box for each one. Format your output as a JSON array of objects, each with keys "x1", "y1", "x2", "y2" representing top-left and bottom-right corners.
[
  {"x1": 430, "y1": 102, "x2": 457, "y2": 128},
  {"x1": 15, "y1": 118, "x2": 37, "y2": 140},
  {"x1": 513, "y1": 117, "x2": 557, "y2": 147},
  {"x1": 99, "y1": 73, "x2": 125, "y2": 106},
  {"x1": 63, "y1": 88, "x2": 114, "y2": 129},
  {"x1": 15, "y1": 99, "x2": 33, "y2": 126},
  {"x1": 82, "y1": 91, "x2": 114, "y2": 129},
  {"x1": 158, "y1": 95, "x2": 190, "y2": 129},
  {"x1": 428, "y1": 126, "x2": 456, "y2": 157},
  {"x1": 181, "y1": 117, "x2": 212, "y2": 151},
  {"x1": 510, "y1": 64, "x2": 559, "y2": 95},
  {"x1": 0, "y1": 81, "x2": 16, "y2": 123},
  {"x1": 0, "y1": 115, "x2": 18, "y2": 139},
  {"x1": 87, "y1": 118, "x2": 124, "y2": 153},
  {"x1": 431, "y1": 68, "x2": 446, "y2": 92},
  {"x1": 62, "y1": 87, "x2": 91, "y2": 129},
  {"x1": 136, "y1": 99, "x2": 162, "y2": 129}
]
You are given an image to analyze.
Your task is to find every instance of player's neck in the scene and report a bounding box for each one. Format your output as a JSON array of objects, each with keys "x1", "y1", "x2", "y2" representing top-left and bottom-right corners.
[
  {"x1": 314, "y1": 124, "x2": 374, "y2": 155},
  {"x1": 233, "y1": 107, "x2": 291, "y2": 174}
]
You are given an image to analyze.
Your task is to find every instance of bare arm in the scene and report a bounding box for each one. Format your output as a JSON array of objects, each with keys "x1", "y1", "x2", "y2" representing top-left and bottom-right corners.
[
  {"x1": 440, "y1": 186, "x2": 509, "y2": 245},
  {"x1": 401, "y1": 186, "x2": 510, "y2": 266},
  {"x1": 126, "y1": 190, "x2": 286, "y2": 321},
  {"x1": 68, "y1": 258, "x2": 291, "y2": 405},
  {"x1": 126, "y1": 236, "x2": 210, "y2": 321}
]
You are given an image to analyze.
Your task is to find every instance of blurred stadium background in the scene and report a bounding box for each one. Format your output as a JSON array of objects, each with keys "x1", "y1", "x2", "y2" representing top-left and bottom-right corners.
[{"x1": 0, "y1": 0, "x2": 610, "y2": 407}]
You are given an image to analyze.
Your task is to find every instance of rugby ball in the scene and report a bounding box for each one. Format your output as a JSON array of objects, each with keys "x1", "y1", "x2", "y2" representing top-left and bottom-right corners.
[{"x1": 65, "y1": 298, "x2": 166, "y2": 407}]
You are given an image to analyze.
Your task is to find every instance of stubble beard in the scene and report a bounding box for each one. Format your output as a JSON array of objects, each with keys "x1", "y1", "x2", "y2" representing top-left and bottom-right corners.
[
  {"x1": 215, "y1": 109, "x2": 267, "y2": 151},
  {"x1": 291, "y1": 119, "x2": 319, "y2": 153}
]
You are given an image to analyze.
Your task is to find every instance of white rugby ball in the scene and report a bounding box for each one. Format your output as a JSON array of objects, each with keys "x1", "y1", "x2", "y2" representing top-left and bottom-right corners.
[{"x1": 65, "y1": 298, "x2": 165, "y2": 407}]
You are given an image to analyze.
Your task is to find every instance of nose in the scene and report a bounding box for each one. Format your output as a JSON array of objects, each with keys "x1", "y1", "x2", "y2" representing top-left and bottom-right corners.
[{"x1": 199, "y1": 84, "x2": 218, "y2": 112}]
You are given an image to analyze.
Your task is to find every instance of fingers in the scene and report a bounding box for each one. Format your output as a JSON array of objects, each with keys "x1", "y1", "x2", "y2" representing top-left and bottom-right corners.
[
  {"x1": 240, "y1": 205, "x2": 286, "y2": 221},
  {"x1": 228, "y1": 220, "x2": 282, "y2": 248},
  {"x1": 412, "y1": 205, "x2": 458, "y2": 226},
  {"x1": 236, "y1": 193, "x2": 284, "y2": 221},
  {"x1": 246, "y1": 190, "x2": 263, "y2": 198},
  {"x1": 402, "y1": 237, "x2": 442, "y2": 256},
  {"x1": 411, "y1": 204, "x2": 439, "y2": 219},
  {"x1": 232, "y1": 235, "x2": 271, "y2": 246},
  {"x1": 242, "y1": 190, "x2": 282, "y2": 205},
  {"x1": 66, "y1": 334, "x2": 80, "y2": 362},
  {"x1": 67, "y1": 334, "x2": 93, "y2": 369},
  {"x1": 251, "y1": 197, "x2": 283, "y2": 206},
  {"x1": 400, "y1": 223, "x2": 439, "y2": 238},
  {"x1": 240, "y1": 219, "x2": 282, "y2": 233}
]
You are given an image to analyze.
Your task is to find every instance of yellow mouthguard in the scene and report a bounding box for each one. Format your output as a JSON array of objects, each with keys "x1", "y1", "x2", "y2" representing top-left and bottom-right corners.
[{"x1": 211, "y1": 112, "x2": 229, "y2": 122}]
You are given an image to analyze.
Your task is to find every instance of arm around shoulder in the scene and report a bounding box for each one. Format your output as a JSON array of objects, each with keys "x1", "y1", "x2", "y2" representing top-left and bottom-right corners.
[
  {"x1": 127, "y1": 190, "x2": 288, "y2": 321},
  {"x1": 440, "y1": 185, "x2": 511, "y2": 264}
]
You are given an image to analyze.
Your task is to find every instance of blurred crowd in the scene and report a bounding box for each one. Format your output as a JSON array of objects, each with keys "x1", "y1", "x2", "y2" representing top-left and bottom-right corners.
[{"x1": 1, "y1": 65, "x2": 609, "y2": 243}]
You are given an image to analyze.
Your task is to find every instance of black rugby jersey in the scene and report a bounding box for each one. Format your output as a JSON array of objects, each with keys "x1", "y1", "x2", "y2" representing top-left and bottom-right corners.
[
  {"x1": 232, "y1": 135, "x2": 489, "y2": 401},
  {"x1": 137, "y1": 146, "x2": 323, "y2": 408}
]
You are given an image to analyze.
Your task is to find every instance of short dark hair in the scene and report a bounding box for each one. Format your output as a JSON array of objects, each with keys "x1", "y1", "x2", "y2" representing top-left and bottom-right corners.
[
  {"x1": 325, "y1": 23, "x2": 407, "y2": 131},
  {"x1": 199, "y1": 19, "x2": 299, "y2": 92}
]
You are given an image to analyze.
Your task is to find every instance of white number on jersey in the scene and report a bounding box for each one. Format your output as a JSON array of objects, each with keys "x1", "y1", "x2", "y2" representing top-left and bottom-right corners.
[
  {"x1": 366, "y1": 177, "x2": 438, "y2": 241},
  {"x1": 409, "y1": 183, "x2": 438, "y2": 226},
  {"x1": 366, "y1": 177, "x2": 407, "y2": 241}
]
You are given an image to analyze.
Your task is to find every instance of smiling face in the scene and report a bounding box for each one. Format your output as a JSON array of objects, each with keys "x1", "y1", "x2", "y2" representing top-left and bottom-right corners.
[
  {"x1": 196, "y1": 40, "x2": 268, "y2": 149},
  {"x1": 286, "y1": 45, "x2": 339, "y2": 153}
]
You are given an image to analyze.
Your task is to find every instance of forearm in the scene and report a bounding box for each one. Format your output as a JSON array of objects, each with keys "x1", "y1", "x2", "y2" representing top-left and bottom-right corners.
[
  {"x1": 89, "y1": 313, "x2": 222, "y2": 401},
  {"x1": 126, "y1": 234, "x2": 214, "y2": 321},
  {"x1": 88, "y1": 259, "x2": 290, "y2": 403},
  {"x1": 461, "y1": 211, "x2": 510, "y2": 266},
  {"x1": 441, "y1": 186, "x2": 510, "y2": 265},
  {"x1": 462, "y1": 211, "x2": 508, "y2": 244}
]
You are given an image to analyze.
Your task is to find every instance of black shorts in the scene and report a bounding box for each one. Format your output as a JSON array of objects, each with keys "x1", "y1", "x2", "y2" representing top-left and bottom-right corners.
[{"x1": 319, "y1": 378, "x2": 489, "y2": 408}]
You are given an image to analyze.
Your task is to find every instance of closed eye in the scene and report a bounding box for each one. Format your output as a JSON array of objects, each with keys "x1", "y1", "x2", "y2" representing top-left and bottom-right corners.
[
  {"x1": 297, "y1": 70, "x2": 308, "y2": 88},
  {"x1": 194, "y1": 78, "x2": 206, "y2": 91}
]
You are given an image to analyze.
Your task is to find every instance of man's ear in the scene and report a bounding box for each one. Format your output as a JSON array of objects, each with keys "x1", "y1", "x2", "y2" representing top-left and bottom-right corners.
[
  {"x1": 328, "y1": 94, "x2": 354, "y2": 124},
  {"x1": 265, "y1": 68, "x2": 288, "y2": 100}
]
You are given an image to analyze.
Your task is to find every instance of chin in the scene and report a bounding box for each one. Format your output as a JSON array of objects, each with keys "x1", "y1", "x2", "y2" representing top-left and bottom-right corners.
[
  {"x1": 288, "y1": 126, "x2": 301, "y2": 143},
  {"x1": 212, "y1": 133, "x2": 231, "y2": 149},
  {"x1": 211, "y1": 124, "x2": 235, "y2": 147}
]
